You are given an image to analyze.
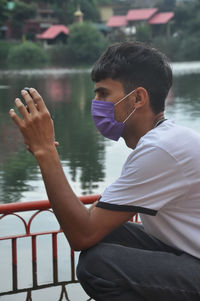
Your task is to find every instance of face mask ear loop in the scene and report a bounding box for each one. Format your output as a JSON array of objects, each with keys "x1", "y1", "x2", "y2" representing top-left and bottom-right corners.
[
  {"x1": 123, "y1": 108, "x2": 136, "y2": 124},
  {"x1": 114, "y1": 89, "x2": 136, "y2": 106}
]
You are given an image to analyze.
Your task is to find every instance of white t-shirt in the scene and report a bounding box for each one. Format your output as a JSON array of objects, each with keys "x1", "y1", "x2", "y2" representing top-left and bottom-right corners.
[{"x1": 97, "y1": 120, "x2": 200, "y2": 259}]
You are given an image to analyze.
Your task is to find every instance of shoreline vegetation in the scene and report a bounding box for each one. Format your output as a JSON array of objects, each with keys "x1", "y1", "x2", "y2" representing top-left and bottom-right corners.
[
  {"x1": 1, "y1": 33, "x2": 200, "y2": 70},
  {"x1": 0, "y1": 22, "x2": 109, "y2": 69},
  {"x1": 1, "y1": 31, "x2": 200, "y2": 70}
]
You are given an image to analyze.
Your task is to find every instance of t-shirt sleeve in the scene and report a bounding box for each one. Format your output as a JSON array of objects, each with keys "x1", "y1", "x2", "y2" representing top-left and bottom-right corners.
[{"x1": 96, "y1": 145, "x2": 189, "y2": 216}]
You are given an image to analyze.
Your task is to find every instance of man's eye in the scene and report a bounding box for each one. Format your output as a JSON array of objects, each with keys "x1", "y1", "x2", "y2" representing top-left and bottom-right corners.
[{"x1": 99, "y1": 92, "x2": 108, "y2": 99}]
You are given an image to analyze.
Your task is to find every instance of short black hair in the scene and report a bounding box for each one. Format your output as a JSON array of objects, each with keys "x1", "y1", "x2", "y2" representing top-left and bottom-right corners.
[{"x1": 91, "y1": 41, "x2": 172, "y2": 114}]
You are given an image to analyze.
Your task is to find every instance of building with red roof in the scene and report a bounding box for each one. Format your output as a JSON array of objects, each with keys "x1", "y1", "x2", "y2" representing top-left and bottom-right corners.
[
  {"x1": 148, "y1": 12, "x2": 174, "y2": 37},
  {"x1": 37, "y1": 25, "x2": 69, "y2": 45},
  {"x1": 126, "y1": 8, "x2": 158, "y2": 22},
  {"x1": 148, "y1": 12, "x2": 174, "y2": 24},
  {"x1": 106, "y1": 16, "x2": 127, "y2": 28},
  {"x1": 106, "y1": 8, "x2": 174, "y2": 37}
]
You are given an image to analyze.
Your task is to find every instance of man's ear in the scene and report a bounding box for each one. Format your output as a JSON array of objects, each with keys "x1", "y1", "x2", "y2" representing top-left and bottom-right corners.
[
  {"x1": 136, "y1": 95, "x2": 140, "y2": 102},
  {"x1": 134, "y1": 87, "x2": 149, "y2": 108}
]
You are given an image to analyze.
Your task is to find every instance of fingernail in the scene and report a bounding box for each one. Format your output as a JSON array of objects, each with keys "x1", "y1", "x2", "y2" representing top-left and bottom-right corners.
[
  {"x1": 9, "y1": 109, "x2": 14, "y2": 115},
  {"x1": 15, "y1": 98, "x2": 21, "y2": 104}
]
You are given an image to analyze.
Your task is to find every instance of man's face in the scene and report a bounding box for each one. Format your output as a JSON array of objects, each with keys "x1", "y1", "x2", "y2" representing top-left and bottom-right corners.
[
  {"x1": 94, "y1": 78, "x2": 134, "y2": 123},
  {"x1": 94, "y1": 78, "x2": 125, "y2": 103}
]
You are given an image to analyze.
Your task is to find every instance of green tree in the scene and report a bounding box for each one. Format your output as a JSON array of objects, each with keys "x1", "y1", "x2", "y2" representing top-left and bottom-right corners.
[
  {"x1": 175, "y1": 0, "x2": 200, "y2": 36},
  {"x1": 173, "y1": 0, "x2": 200, "y2": 61},
  {"x1": 0, "y1": 41, "x2": 19, "y2": 67},
  {"x1": 0, "y1": 0, "x2": 9, "y2": 28},
  {"x1": 10, "y1": 0, "x2": 37, "y2": 38},
  {"x1": 50, "y1": 0, "x2": 100, "y2": 25},
  {"x1": 156, "y1": 0, "x2": 176, "y2": 11},
  {"x1": 178, "y1": 35, "x2": 200, "y2": 61},
  {"x1": 78, "y1": 0, "x2": 100, "y2": 21},
  {"x1": 7, "y1": 42, "x2": 48, "y2": 68},
  {"x1": 136, "y1": 24, "x2": 152, "y2": 43},
  {"x1": 152, "y1": 36, "x2": 181, "y2": 61},
  {"x1": 67, "y1": 22, "x2": 108, "y2": 64}
]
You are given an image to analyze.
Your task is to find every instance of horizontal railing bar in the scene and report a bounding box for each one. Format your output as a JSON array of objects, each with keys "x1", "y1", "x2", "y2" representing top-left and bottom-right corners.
[
  {"x1": 0, "y1": 229, "x2": 63, "y2": 241},
  {"x1": 0, "y1": 280, "x2": 79, "y2": 296},
  {"x1": 0, "y1": 195, "x2": 101, "y2": 214}
]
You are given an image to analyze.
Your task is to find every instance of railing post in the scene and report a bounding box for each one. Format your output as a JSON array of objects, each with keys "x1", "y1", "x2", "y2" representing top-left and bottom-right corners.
[
  {"x1": 71, "y1": 249, "x2": 75, "y2": 282},
  {"x1": 12, "y1": 238, "x2": 18, "y2": 291},
  {"x1": 26, "y1": 290, "x2": 32, "y2": 301},
  {"x1": 52, "y1": 233, "x2": 58, "y2": 284},
  {"x1": 32, "y1": 235, "x2": 37, "y2": 287}
]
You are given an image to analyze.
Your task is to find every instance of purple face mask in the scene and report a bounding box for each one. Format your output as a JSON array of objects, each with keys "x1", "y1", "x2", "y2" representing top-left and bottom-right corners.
[{"x1": 91, "y1": 89, "x2": 136, "y2": 141}]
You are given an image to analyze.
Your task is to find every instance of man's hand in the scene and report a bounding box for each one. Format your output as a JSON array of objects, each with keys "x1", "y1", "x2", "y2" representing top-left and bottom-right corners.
[{"x1": 9, "y1": 88, "x2": 57, "y2": 156}]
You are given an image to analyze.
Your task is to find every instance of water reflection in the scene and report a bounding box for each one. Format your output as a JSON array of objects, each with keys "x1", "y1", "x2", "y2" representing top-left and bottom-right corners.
[
  {"x1": 0, "y1": 67, "x2": 200, "y2": 204},
  {"x1": 166, "y1": 73, "x2": 200, "y2": 131},
  {"x1": 0, "y1": 71, "x2": 106, "y2": 203},
  {"x1": 55, "y1": 74, "x2": 105, "y2": 193}
]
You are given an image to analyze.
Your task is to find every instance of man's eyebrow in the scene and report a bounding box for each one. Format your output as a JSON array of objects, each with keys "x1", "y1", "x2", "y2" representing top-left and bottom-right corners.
[{"x1": 94, "y1": 87, "x2": 108, "y2": 93}]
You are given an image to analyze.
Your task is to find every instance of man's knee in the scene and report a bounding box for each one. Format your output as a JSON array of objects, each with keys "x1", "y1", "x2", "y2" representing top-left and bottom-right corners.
[
  {"x1": 77, "y1": 243, "x2": 106, "y2": 282},
  {"x1": 77, "y1": 243, "x2": 122, "y2": 300}
]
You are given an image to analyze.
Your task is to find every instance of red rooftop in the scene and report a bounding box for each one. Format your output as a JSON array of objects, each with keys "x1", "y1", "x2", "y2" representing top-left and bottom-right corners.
[
  {"x1": 107, "y1": 16, "x2": 127, "y2": 27},
  {"x1": 126, "y1": 8, "x2": 158, "y2": 21},
  {"x1": 148, "y1": 12, "x2": 174, "y2": 24},
  {"x1": 37, "y1": 25, "x2": 69, "y2": 40}
]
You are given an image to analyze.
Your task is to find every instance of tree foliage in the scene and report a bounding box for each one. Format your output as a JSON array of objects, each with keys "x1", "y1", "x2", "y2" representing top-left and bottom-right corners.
[
  {"x1": 67, "y1": 22, "x2": 108, "y2": 64},
  {"x1": 175, "y1": 0, "x2": 200, "y2": 36},
  {"x1": 0, "y1": 41, "x2": 19, "y2": 67},
  {"x1": 0, "y1": 0, "x2": 9, "y2": 28},
  {"x1": 10, "y1": 0, "x2": 37, "y2": 38},
  {"x1": 136, "y1": 24, "x2": 152, "y2": 43},
  {"x1": 156, "y1": 0, "x2": 176, "y2": 11},
  {"x1": 51, "y1": 0, "x2": 100, "y2": 25},
  {"x1": 7, "y1": 42, "x2": 48, "y2": 68}
]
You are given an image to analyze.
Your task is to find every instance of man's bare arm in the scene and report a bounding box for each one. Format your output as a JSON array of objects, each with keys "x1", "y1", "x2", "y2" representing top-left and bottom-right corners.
[{"x1": 9, "y1": 88, "x2": 135, "y2": 250}]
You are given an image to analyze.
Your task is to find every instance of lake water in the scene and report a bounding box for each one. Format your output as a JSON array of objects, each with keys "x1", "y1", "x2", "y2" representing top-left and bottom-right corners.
[{"x1": 0, "y1": 62, "x2": 200, "y2": 300}]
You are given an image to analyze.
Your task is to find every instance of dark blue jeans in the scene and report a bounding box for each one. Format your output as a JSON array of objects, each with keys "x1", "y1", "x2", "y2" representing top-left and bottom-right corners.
[{"x1": 77, "y1": 222, "x2": 200, "y2": 301}]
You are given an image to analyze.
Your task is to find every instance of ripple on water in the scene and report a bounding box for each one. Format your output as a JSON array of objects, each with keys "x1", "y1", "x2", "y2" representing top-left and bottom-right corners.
[
  {"x1": 0, "y1": 62, "x2": 200, "y2": 78},
  {"x1": 0, "y1": 68, "x2": 91, "y2": 78}
]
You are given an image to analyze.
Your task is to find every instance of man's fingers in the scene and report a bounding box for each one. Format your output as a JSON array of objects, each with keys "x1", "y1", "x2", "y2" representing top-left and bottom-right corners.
[
  {"x1": 9, "y1": 108, "x2": 24, "y2": 128},
  {"x1": 29, "y1": 88, "x2": 48, "y2": 113},
  {"x1": 21, "y1": 90, "x2": 38, "y2": 114},
  {"x1": 15, "y1": 98, "x2": 30, "y2": 121},
  {"x1": 26, "y1": 145, "x2": 33, "y2": 153}
]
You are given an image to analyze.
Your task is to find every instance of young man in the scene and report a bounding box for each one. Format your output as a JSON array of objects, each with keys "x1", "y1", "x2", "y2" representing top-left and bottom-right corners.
[{"x1": 10, "y1": 42, "x2": 200, "y2": 300}]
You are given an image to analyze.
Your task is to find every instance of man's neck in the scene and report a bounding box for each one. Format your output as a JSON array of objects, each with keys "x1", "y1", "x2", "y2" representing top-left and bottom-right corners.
[{"x1": 123, "y1": 111, "x2": 165, "y2": 149}]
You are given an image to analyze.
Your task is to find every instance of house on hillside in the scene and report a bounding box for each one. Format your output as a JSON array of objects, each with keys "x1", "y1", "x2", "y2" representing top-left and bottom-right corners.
[
  {"x1": 37, "y1": 25, "x2": 69, "y2": 46},
  {"x1": 126, "y1": 8, "x2": 158, "y2": 27},
  {"x1": 106, "y1": 8, "x2": 174, "y2": 37},
  {"x1": 148, "y1": 12, "x2": 174, "y2": 36}
]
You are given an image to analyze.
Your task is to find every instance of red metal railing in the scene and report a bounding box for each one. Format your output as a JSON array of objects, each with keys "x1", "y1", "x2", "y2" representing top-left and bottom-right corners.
[{"x1": 0, "y1": 195, "x2": 139, "y2": 300}]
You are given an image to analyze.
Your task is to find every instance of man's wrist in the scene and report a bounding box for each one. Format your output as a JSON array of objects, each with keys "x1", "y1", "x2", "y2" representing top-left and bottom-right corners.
[{"x1": 34, "y1": 145, "x2": 58, "y2": 163}]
